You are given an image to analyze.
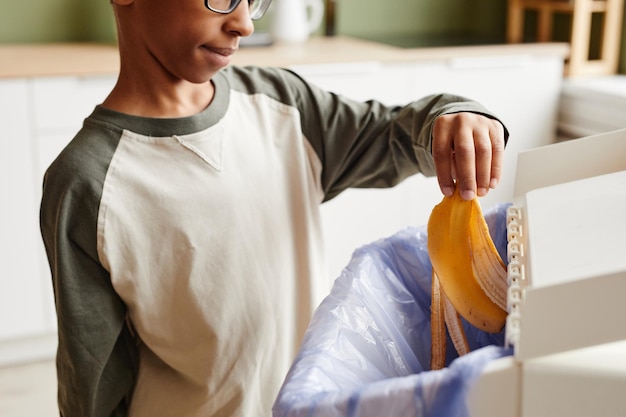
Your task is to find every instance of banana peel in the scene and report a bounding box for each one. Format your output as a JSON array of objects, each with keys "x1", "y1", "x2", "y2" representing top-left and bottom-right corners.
[{"x1": 428, "y1": 186, "x2": 507, "y2": 369}]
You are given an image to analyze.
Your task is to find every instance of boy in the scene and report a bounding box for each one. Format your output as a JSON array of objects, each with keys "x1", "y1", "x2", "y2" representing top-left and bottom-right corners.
[{"x1": 39, "y1": 0, "x2": 508, "y2": 416}]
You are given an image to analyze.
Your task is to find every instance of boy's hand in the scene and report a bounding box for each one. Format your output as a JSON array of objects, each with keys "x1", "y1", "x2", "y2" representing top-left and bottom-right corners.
[{"x1": 432, "y1": 113, "x2": 506, "y2": 201}]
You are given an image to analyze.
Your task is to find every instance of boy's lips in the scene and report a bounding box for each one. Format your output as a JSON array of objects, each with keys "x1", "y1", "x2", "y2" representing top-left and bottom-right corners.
[{"x1": 202, "y1": 45, "x2": 236, "y2": 57}]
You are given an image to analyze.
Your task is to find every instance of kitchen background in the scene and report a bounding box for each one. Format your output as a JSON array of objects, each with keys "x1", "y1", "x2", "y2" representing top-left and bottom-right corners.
[
  {"x1": 1, "y1": 1, "x2": 626, "y2": 416},
  {"x1": 1, "y1": 0, "x2": 625, "y2": 73}
]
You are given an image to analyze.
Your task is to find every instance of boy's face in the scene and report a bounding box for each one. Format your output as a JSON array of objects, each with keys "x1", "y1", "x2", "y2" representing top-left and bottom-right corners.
[{"x1": 114, "y1": 0, "x2": 254, "y2": 84}]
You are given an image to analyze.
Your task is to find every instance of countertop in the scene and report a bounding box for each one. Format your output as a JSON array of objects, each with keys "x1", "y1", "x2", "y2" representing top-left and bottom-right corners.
[{"x1": 0, "y1": 36, "x2": 569, "y2": 79}]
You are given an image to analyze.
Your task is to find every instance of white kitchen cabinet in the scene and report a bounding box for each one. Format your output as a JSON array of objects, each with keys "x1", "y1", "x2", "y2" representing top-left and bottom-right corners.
[
  {"x1": 0, "y1": 79, "x2": 52, "y2": 362},
  {"x1": 31, "y1": 76, "x2": 116, "y2": 132},
  {"x1": 0, "y1": 75, "x2": 115, "y2": 366}
]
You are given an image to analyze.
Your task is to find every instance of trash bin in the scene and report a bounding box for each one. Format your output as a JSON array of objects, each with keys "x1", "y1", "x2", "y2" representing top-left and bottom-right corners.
[{"x1": 273, "y1": 204, "x2": 513, "y2": 417}]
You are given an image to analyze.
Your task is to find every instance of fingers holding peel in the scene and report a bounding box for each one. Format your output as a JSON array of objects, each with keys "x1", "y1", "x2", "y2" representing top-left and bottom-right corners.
[{"x1": 432, "y1": 113, "x2": 506, "y2": 200}]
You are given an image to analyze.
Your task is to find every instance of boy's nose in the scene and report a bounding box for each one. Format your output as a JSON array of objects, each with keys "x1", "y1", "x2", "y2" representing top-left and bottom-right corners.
[{"x1": 225, "y1": 1, "x2": 255, "y2": 37}]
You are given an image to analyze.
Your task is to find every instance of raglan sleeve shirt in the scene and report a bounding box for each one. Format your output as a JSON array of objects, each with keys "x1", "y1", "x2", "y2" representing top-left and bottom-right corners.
[
  {"x1": 39, "y1": 65, "x2": 508, "y2": 417},
  {"x1": 256, "y1": 66, "x2": 508, "y2": 201}
]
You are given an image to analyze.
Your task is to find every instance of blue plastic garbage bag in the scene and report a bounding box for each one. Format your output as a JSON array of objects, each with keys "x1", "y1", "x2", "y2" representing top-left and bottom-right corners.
[{"x1": 273, "y1": 204, "x2": 514, "y2": 417}]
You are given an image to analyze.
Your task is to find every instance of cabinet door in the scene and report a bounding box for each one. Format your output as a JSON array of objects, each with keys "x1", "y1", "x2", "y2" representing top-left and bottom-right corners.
[
  {"x1": 0, "y1": 80, "x2": 50, "y2": 342},
  {"x1": 319, "y1": 176, "x2": 438, "y2": 282},
  {"x1": 31, "y1": 75, "x2": 116, "y2": 133}
]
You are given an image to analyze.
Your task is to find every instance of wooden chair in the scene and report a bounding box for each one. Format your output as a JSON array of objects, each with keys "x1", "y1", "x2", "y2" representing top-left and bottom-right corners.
[{"x1": 507, "y1": 0, "x2": 625, "y2": 76}]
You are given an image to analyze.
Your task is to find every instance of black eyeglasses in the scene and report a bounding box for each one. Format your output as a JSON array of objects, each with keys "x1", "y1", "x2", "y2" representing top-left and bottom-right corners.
[{"x1": 204, "y1": 0, "x2": 272, "y2": 20}]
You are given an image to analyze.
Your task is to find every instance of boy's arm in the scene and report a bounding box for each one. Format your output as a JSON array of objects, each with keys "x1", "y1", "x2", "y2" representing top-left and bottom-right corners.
[
  {"x1": 40, "y1": 159, "x2": 138, "y2": 417},
  {"x1": 223, "y1": 66, "x2": 508, "y2": 201},
  {"x1": 283, "y1": 70, "x2": 509, "y2": 202}
]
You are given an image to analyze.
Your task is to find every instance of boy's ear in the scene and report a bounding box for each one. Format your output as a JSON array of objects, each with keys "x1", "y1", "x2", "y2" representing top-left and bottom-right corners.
[{"x1": 112, "y1": 0, "x2": 134, "y2": 5}]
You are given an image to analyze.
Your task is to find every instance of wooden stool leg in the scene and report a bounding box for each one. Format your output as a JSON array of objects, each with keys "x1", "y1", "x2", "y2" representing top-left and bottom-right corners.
[
  {"x1": 601, "y1": 0, "x2": 625, "y2": 73},
  {"x1": 537, "y1": 5, "x2": 554, "y2": 41},
  {"x1": 507, "y1": 0, "x2": 525, "y2": 43},
  {"x1": 568, "y1": 0, "x2": 593, "y2": 76}
]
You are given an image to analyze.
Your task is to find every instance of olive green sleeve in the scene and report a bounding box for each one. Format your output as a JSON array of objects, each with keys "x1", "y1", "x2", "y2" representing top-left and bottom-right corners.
[
  {"x1": 39, "y1": 122, "x2": 138, "y2": 417},
  {"x1": 292, "y1": 76, "x2": 509, "y2": 202}
]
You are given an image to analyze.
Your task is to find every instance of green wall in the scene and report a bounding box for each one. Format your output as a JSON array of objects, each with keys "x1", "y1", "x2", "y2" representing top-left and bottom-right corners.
[
  {"x1": 0, "y1": 0, "x2": 115, "y2": 43},
  {"x1": 1, "y1": 0, "x2": 624, "y2": 73},
  {"x1": 336, "y1": 0, "x2": 506, "y2": 40}
]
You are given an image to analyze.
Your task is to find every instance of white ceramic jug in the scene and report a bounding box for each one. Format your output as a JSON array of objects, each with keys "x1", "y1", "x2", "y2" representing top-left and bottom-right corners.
[{"x1": 270, "y1": 0, "x2": 324, "y2": 44}]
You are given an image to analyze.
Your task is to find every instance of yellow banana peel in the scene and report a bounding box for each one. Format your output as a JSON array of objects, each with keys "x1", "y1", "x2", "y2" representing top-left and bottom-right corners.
[{"x1": 428, "y1": 186, "x2": 508, "y2": 369}]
